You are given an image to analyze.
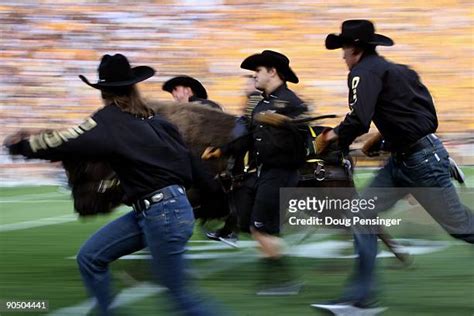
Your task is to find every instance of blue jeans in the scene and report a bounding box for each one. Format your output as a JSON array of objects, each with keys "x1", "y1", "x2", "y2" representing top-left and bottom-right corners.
[
  {"x1": 76, "y1": 185, "x2": 213, "y2": 316},
  {"x1": 344, "y1": 136, "x2": 474, "y2": 303}
]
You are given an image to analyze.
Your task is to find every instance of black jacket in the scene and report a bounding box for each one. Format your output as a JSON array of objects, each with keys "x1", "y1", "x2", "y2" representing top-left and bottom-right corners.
[
  {"x1": 222, "y1": 84, "x2": 308, "y2": 169},
  {"x1": 8, "y1": 104, "x2": 193, "y2": 203},
  {"x1": 334, "y1": 53, "x2": 437, "y2": 151}
]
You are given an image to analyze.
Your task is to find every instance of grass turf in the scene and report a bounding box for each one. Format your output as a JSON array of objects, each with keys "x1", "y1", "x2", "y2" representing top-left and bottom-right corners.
[{"x1": 0, "y1": 167, "x2": 473, "y2": 315}]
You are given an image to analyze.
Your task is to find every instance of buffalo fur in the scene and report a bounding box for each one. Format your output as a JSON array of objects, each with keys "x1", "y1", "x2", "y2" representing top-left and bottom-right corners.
[
  {"x1": 148, "y1": 100, "x2": 236, "y2": 157},
  {"x1": 63, "y1": 159, "x2": 124, "y2": 216}
]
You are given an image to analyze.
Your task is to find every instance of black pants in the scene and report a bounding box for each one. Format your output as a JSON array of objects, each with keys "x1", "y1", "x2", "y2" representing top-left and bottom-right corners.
[{"x1": 232, "y1": 167, "x2": 299, "y2": 235}]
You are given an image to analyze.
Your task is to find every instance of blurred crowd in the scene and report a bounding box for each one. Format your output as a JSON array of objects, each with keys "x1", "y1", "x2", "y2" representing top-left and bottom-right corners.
[{"x1": 1, "y1": 0, "x2": 473, "y2": 184}]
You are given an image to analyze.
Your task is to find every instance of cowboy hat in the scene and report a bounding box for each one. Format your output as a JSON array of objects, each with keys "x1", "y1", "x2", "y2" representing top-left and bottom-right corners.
[
  {"x1": 325, "y1": 20, "x2": 394, "y2": 50},
  {"x1": 240, "y1": 50, "x2": 299, "y2": 84},
  {"x1": 162, "y1": 76, "x2": 208, "y2": 99},
  {"x1": 79, "y1": 54, "x2": 155, "y2": 89}
]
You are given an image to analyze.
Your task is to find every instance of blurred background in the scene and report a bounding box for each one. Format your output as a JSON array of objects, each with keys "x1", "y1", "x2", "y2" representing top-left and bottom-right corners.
[
  {"x1": 1, "y1": 0, "x2": 473, "y2": 184},
  {"x1": 0, "y1": 2, "x2": 473, "y2": 315}
]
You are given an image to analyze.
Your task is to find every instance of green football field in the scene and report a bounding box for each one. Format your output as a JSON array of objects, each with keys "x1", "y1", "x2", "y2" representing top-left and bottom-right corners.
[{"x1": 0, "y1": 168, "x2": 473, "y2": 315}]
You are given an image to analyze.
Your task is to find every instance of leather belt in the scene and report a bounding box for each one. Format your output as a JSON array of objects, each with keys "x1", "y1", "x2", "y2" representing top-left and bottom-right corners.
[
  {"x1": 300, "y1": 164, "x2": 350, "y2": 182},
  {"x1": 132, "y1": 185, "x2": 185, "y2": 213},
  {"x1": 396, "y1": 133, "x2": 438, "y2": 157}
]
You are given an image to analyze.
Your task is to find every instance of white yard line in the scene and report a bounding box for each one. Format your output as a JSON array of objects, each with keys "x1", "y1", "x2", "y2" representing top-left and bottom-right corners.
[
  {"x1": 0, "y1": 191, "x2": 69, "y2": 201},
  {"x1": 66, "y1": 239, "x2": 451, "y2": 261},
  {"x1": 47, "y1": 282, "x2": 165, "y2": 316},
  {"x1": 52, "y1": 238, "x2": 452, "y2": 314},
  {"x1": 0, "y1": 199, "x2": 70, "y2": 203},
  {"x1": 0, "y1": 214, "x2": 77, "y2": 232}
]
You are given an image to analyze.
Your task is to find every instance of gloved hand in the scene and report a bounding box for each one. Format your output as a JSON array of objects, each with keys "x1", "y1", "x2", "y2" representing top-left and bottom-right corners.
[
  {"x1": 3, "y1": 129, "x2": 41, "y2": 156},
  {"x1": 3, "y1": 129, "x2": 33, "y2": 148},
  {"x1": 314, "y1": 128, "x2": 333, "y2": 155},
  {"x1": 254, "y1": 111, "x2": 290, "y2": 127},
  {"x1": 201, "y1": 147, "x2": 222, "y2": 160},
  {"x1": 361, "y1": 132, "x2": 383, "y2": 157}
]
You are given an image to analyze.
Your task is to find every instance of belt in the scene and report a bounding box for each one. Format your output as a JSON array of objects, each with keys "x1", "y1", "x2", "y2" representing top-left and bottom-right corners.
[
  {"x1": 395, "y1": 133, "x2": 438, "y2": 157},
  {"x1": 300, "y1": 162, "x2": 350, "y2": 182},
  {"x1": 132, "y1": 185, "x2": 185, "y2": 213}
]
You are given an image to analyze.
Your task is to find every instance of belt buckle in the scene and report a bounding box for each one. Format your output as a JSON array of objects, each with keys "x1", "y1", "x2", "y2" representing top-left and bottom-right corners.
[
  {"x1": 135, "y1": 191, "x2": 164, "y2": 213},
  {"x1": 314, "y1": 162, "x2": 326, "y2": 181},
  {"x1": 150, "y1": 192, "x2": 164, "y2": 203}
]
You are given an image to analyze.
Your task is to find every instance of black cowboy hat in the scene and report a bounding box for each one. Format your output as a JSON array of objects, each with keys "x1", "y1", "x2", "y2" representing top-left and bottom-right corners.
[
  {"x1": 240, "y1": 50, "x2": 299, "y2": 84},
  {"x1": 79, "y1": 54, "x2": 155, "y2": 89},
  {"x1": 325, "y1": 20, "x2": 394, "y2": 50},
  {"x1": 162, "y1": 76, "x2": 208, "y2": 99}
]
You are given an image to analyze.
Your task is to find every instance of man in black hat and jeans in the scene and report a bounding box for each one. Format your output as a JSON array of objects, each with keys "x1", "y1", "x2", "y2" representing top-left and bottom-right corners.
[
  {"x1": 311, "y1": 19, "x2": 474, "y2": 313},
  {"x1": 5, "y1": 54, "x2": 217, "y2": 316},
  {"x1": 163, "y1": 75, "x2": 223, "y2": 110},
  {"x1": 202, "y1": 50, "x2": 308, "y2": 295}
]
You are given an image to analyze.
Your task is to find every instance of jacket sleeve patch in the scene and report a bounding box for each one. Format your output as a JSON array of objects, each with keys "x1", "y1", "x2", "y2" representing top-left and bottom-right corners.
[{"x1": 29, "y1": 118, "x2": 97, "y2": 152}]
